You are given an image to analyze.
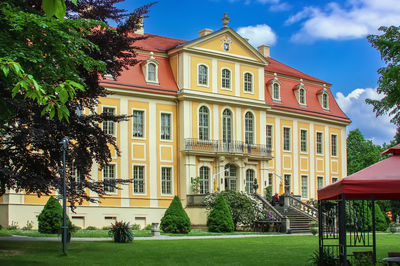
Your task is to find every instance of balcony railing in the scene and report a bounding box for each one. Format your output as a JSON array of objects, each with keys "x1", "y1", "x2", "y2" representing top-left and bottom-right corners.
[{"x1": 184, "y1": 138, "x2": 271, "y2": 157}]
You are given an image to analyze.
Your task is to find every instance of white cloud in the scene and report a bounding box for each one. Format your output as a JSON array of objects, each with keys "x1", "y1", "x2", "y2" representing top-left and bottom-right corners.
[
  {"x1": 237, "y1": 24, "x2": 277, "y2": 47},
  {"x1": 335, "y1": 88, "x2": 396, "y2": 145},
  {"x1": 287, "y1": 0, "x2": 400, "y2": 42}
]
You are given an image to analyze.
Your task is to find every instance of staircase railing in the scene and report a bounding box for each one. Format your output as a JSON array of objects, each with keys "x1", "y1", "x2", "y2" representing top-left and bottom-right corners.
[
  {"x1": 254, "y1": 193, "x2": 284, "y2": 222},
  {"x1": 286, "y1": 195, "x2": 318, "y2": 221}
]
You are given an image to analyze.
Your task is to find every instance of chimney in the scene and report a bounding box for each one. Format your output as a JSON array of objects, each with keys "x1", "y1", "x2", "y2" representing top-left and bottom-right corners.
[
  {"x1": 258, "y1": 45, "x2": 270, "y2": 57},
  {"x1": 199, "y1": 28, "x2": 213, "y2": 37},
  {"x1": 135, "y1": 17, "x2": 144, "y2": 35}
]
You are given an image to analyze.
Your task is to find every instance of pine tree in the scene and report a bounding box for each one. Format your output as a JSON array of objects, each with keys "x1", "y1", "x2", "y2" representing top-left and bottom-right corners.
[
  {"x1": 207, "y1": 194, "x2": 234, "y2": 232},
  {"x1": 160, "y1": 196, "x2": 191, "y2": 234},
  {"x1": 38, "y1": 196, "x2": 72, "y2": 234}
]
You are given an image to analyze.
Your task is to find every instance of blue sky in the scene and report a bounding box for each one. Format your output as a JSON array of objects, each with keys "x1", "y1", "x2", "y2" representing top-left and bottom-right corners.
[{"x1": 118, "y1": 0, "x2": 399, "y2": 145}]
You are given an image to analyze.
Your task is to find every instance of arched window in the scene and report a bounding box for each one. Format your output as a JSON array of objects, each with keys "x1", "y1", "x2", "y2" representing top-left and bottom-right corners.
[
  {"x1": 222, "y1": 109, "x2": 232, "y2": 145},
  {"x1": 198, "y1": 65, "x2": 208, "y2": 86},
  {"x1": 199, "y1": 106, "x2": 209, "y2": 141},
  {"x1": 147, "y1": 63, "x2": 156, "y2": 82},
  {"x1": 244, "y1": 73, "x2": 253, "y2": 92},
  {"x1": 323, "y1": 93, "x2": 328, "y2": 109},
  {"x1": 221, "y1": 69, "x2": 231, "y2": 89},
  {"x1": 299, "y1": 88, "x2": 306, "y2": 105},
  {"x1": 225, "y1": 164, "x2": 237, "y2": 191},
  {"x1": 245, "y1": 169, "x2": 255, "y2": 194},
  {"x1": 245, "y1": 112, "x2": 254, "y2": 145},
  {"x1": 199, "y1": 166, "x2": 209, "y2": 194},
  {"x1": 273, "y1": 83, "x2": 280, "y2": 100}
]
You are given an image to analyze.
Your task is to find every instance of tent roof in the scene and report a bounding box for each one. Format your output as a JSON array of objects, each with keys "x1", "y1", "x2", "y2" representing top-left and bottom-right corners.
[{"x1": 318, "y1": 154, "x2": 400, "y2": 200}]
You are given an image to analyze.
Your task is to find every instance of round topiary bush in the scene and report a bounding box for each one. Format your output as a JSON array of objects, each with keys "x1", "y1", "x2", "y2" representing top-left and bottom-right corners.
[
  {"x1": 207, "y1": 194, "x2": 234, "y2": 232},
  {"x1": 160, "y1": 196, "x2": 191, "y2": 234},
  {"x1": 37, "y1": 196, "x2": 72, "y2": 234}
]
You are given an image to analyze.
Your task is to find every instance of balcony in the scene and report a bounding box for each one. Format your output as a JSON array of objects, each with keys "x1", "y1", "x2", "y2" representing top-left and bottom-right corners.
[{"x1": 184, "y1": 138, "x2": 272, "y2": 160}]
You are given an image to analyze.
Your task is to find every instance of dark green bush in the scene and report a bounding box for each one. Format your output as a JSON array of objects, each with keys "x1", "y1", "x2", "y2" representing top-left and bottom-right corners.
[
  {"x1": 160, "y1": 196, "x2": 191, "y2": 234},
  {"x1": 109, "y1": 221, "x2": 134, "y2": 243},
  {"x1": 375, "y1": 203, "x2": 388, "y2": 231},
  {"x1": 131, "y1": 223, "x2": 141, "y2": 230},
  {"x1": 143, "y1": 224, "x2": 152, "y2": 230},
  {"x1": 265, "y1": 186, "x2": 272, "y2": 202},
  {"x1": 86, "y1": 226, "x2": 97, "y2": 230},
  {"x1": 37, "y1": 196, "x2": 72, "y2": 234},
  {"x1": 207, "y1": 194, "x2": 234, "y2": 232},
  {"x1": 308, "y1": 250, "x2": 338, "y2": 266}
]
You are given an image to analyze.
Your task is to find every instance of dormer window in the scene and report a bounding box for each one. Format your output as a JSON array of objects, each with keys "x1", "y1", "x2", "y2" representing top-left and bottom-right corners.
[
  {"x1": 318, "y1": 86, "x2": 330, "y2": 111},
  {"x1": 273, "y1": 83, "x2": 280, "y2": 100},
  {"x1": 294, "y1": 81, "x2": 307, "y2": 106},
  {"x1": 142, "y1": 52, "x2": 159, "y2": 84},
  {"x1": 268, "y1": 73, "x2": 281, "y2": 101},
  {"x1": 244, "y1": 72, "x2": 253, "y2": 93}
]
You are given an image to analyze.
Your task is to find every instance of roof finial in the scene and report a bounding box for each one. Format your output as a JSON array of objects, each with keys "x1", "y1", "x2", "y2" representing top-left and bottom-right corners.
[{"x1": 222, "y1": 13, "x2": 230, "y2": 27}]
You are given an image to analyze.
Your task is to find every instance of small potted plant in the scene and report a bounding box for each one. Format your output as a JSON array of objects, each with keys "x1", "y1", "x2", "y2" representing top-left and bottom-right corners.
[
  {"x1": 389, "y1": 222, "x2": 397, "y2": 234},
  {"x1": 109, "y1": 221, "x2": 134, "y2": 243},
  {"x1": 309, "y1": 221, "x2": 318, "y2": 236}
]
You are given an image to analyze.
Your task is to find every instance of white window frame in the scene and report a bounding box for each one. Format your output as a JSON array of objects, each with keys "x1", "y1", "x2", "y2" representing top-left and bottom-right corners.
[
  {"x1": 197, "y1": 64, "x2": 209, "y2": 87},
  {"x1": 221, "y1": 68, "x2": 232, "y2": 90},
  {"x1": 132, "y1": 164, "x2": 146, "y2": 195},
  {"x1": 102, "y1": 106, "x2": 116, "y2": 136},
  {"x1": 266, "y1": 124, "x2": 273, "y2": 151},
  {"x1": 222, "y1": 108, "x2": 234, "y2": 144},
  {"x1": 161, "y1": 166, "x2": 173, "y2": 196},
  {"x1": 317, "y1": 176, "x2": 324, "y2": 190},
  {"x1": 132, "y1": 109, "x2": 146, "y2": 139},
  {"x1": 103, "y1": 164, "x2": 117, "y2": 194},
  {"x1": 283, "y1": 127, "x2": 291, "y2": 152},
  {"x1": 243, "y1": 72, "x2": 254, "y2": 93},
  {"x1": 160, "y1": 112, "x2": 172, "y2": 141},
  {"x1": 198, "y1": 105, "x2": 210, "y2": 141},
  {"x1": 71, "y1": 163, "x2": 82, "y2": 184},
  {"x1": 331, "y1": 134, "x2": 338, "y2": 157},
  {"x1": 245, "y1": 169, "x2": 255, "y2": 194},
  {"x1": 299, "y1": 88, "x2": 306, "y2": 105},
  {"x1": 146, "y1": 62, "x2": 159, "y2": 83},
  {"x1": 301, "y1": 175, "x2": 308, "y2": 199},
  {"x1": 272, "y1": 82, "x2": 281, "y2": 101},
  {"x1": 322, "y1": 92, "x2": 329, "y2": 110},
  {"x1": 284, "y1": 174, "x2": 291, "y2": 195},
  {"x1": 199, "y1": 166, "x2": 210, "y2": 194},
  {"x1": 332, "y1": 177, "x2": 338, "y2": 183},
  {"x1": 300, "y1": 129, "x2": 308, "y2": 153},
  {"x1": 244, "y1": 111, "x2": 255, "y2": 145},
  {"x1": 316, "y1": 131, "x2": 323, "y2": 155}
]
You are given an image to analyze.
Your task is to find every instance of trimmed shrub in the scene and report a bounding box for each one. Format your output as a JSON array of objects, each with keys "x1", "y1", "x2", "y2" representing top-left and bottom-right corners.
[
  {"x1": 37, "y1": 196, "x2": 72, "y2": 234},
  {"x1": 207, "y1": 194, "x2": 234, "y2": 232},
  {"x1": 375, "y1": 203, "x2": 388, "y2": 231},
  {"x1": 160, "y1": 196, "x2": 191, "y2": 234},
  {"x1": 109, "y1": 221, "x2": 134, "y2": 243}
]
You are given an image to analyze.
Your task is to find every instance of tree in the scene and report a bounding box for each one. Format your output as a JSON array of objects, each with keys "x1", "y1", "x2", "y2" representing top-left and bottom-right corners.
[
  {"x1": 366, "y1": 26, "x2": 400, "y2": 126},
  {"x1": 0, "y1": 0, "x2": 153, "y2": 208},
  {"x1": 347, "y1": 129, "x2": 382, "y2": 175},
  {"x1": 160, "y1": 196, "x2": 191, "y2": 234},
  {"x1": 207, "y1": 194, "x2": 234, "y2": 232},
  {"x1": 38, "y1": 196, "x2": 72, "y2": 233}
]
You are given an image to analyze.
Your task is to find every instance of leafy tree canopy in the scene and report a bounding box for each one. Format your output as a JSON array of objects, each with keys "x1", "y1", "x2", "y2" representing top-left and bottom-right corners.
[
  {"x1": 0, "y1": 0, "x2": 153, "y2": 208},
  {"x1": 367, "y1": 26, "x2": 400, "y2": 126}
]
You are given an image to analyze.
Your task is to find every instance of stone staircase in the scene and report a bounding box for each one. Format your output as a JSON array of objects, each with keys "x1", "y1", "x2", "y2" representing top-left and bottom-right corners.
[{"x1": 274, "y1": 205, "x2": 315, "y2": 233}]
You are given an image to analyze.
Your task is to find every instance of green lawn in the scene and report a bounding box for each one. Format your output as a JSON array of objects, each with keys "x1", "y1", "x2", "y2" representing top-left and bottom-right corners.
[{"x1": 0, "y1": 234, "x2": 399, "y2": 265}]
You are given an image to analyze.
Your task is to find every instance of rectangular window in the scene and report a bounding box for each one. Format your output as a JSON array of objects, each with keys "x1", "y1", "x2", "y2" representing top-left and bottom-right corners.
[
  {"x1": 132, "y1": 110, "x2": 144, "y2": 138},
  {"x1": 103, "y1": 164, "x2": 115, "y2": 193},
  {"x1": 161, "y1": 113, "x2": 171, "y2": 140},
  {"x1": 317, "y1": 176, "x2": 324, "y2": 190},
  {"x1": 266, "y1": 125, "x2": 273, "y2": 151},
  {"x1": 300, "y1": 129, "x2": 307, "y2": 153},
  {"x1": 301, "y1": 175, "x2": 308, "y2": 198},
  {"x1": 331, "y1": 134, "x2": 337, "y2": 156},
  {"x1": 133, "y1": 165, "x2": 145, "y2": 194},
  {"x1": 71, "y1": 163, "x2": 81, "y2": 184},
  {"x1": 161, "y1": 167, "x2": 172, "y2": 195},
  {"x1": 102, "y1": 107, "x2": 115, "y2": 135},
  {"x1": 268, "y1": 173, "x2": 273, "y2": 187},
  {"x1": 332, "y1": 177, "x2": 338, "y2": 183},
  {"x1": 284, "y1": 174, "x2": 291, "y2": 195},
  {"x1": 316, "y1": 132, "x2": 323, "y2": 155},
  {"x1": 283, "y1": 127, "x2": 291, "y2": 151}
]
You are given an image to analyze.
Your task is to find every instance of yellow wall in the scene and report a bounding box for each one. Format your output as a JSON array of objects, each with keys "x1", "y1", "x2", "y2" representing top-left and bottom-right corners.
[
  {"x1": 190, "y1": 56, "x2": 212, "y2": 93},
  {"x1": 240, "y1": 65, "x2": 259, "y2": 100}
]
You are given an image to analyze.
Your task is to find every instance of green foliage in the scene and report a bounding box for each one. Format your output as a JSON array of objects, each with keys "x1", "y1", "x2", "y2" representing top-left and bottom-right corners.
[
  {"x1": 191, "y1": 177, "x2": 200, "y2": 194},
  {"x1": 375, "y1": 203, "x2": 388, "y2": 231},
  {"x1": 85, "y1": 226, "x2": 97, "y2": 230},
  {"x1": 389, "y1": 222, "x2": 398, "y2": 233},
  {"x1": 108, "y1": 221, "x2": 134, "y2": 243},
  {"x1": 265, "y1": 186, "x2": 272, "y2": 202},
  {"x1": 143, "y1": 224, "x2": 152, "y2": 230},
  {"x1": 7, "y1": 221, "x2": 19, "y2": 230},
  {"x1": 207, "y1": 194, "x2": 235, "y2": 232},
  {"x1": 22, "y1": 221, "x2": 33, "y2": 231},
  {"x1": 205, "y1": 190, "x2": 262, "y2": 227},
  {"x1": 131, "y1": 224, "x2": 141, "y2": 230},
  {"x1": 160, "y1": 196, "x2": 191, "y2": 234},
  {"x1": 367, "y1": 26, "x2": 400, "y2": 126},
  {"x1": 352, "y1": 252, "x2": 374, "y2": 266},
  {"x1": 347, "y1": 129, "x2": 383, "y2": 175},
  {"x1": 308, "y1": 250, "x2": 338, "y2": 266},
  {"x1": 37, "y1": 196, "x2": 72, "y2": 234}
]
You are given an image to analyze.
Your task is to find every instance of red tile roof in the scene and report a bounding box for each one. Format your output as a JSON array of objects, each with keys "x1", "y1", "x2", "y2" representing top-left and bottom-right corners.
[{"x1": 130, "y1": 33, "x2": 187, "y2": 52}]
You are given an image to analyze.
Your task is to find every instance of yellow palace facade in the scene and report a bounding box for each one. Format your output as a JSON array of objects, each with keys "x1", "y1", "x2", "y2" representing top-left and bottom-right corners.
[{"x1": 0, "y1": 16, "x2": 350, "y2": 229}]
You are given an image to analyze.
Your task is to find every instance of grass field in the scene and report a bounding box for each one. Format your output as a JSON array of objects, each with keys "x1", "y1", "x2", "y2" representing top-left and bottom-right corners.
[{"x1": 1, "y1": 234, "x2": 399, "y2": 265}]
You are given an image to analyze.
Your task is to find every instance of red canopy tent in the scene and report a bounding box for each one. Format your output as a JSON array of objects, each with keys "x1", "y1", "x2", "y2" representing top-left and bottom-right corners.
[{"x1": 318, "y1": 144, "x2": 400, "y2": 200}]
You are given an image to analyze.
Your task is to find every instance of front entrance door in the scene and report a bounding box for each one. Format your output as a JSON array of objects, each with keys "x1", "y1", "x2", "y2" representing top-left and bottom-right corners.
[{"x1": 224, "y1": 164, "x2": 237, "y2": 191}]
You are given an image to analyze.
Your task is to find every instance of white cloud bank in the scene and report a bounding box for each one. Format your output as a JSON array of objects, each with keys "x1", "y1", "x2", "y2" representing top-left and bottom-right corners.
[
  {"x1": 286, "y1": 0, "x2": 400, "y2": 42},
  {"x1": 237, "y1": 24, "x2": 277, "y2": 47},
  {"x1": 335, "y1": 88, "x2": 396, "y2": 145}
]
